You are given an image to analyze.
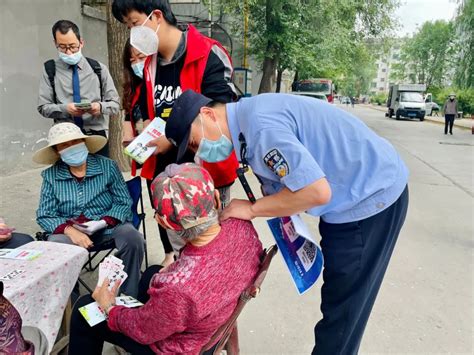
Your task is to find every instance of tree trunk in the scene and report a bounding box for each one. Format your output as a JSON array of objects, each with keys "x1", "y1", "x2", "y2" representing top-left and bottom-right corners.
[
  {"x1": 291, "y1": 70, "x2": 299, "y2": 91},
  {"x1": 275, "y1": 68, "x2": 283, "y2": 93},
  {"x1": 258, "y1": 54, "x2": 277, "y2": 93},
  {"x1": 258, "y1": 0, "x2": 280, "y2": 94},
  {"x1": 106, "y1": 0, "x2": 130, "y2": 172}
]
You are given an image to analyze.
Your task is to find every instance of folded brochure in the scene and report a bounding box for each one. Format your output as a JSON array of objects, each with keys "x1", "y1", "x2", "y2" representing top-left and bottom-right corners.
[
  {"x1": 124, "y1": 118, "x2": 166, "y2": 164},
  {"x1": 266, "y1": 215, "x2": 324, "y2": 294},
  {"x1": 0, "y1": 249, "x2": 43, "y2": 261},
  {"x1": 79, "y1": 296, "x2": 143, "y2": 327}
]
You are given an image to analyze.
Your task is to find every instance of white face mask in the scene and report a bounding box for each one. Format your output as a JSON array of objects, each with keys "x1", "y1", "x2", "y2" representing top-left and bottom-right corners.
[{"x1": 130, "y1": 12, "x2": 160, "y2": 56}]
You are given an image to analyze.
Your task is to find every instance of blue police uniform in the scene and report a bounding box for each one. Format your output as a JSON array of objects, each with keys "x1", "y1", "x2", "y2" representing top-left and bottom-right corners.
[{"x1": 226, "y1": 93, "x2": 409, "y2": 354}]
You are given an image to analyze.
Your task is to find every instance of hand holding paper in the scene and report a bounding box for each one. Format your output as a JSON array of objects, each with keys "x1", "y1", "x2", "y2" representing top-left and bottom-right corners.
[{"x1": 74, "y1": 220, "x2": 107, "y2": 235}]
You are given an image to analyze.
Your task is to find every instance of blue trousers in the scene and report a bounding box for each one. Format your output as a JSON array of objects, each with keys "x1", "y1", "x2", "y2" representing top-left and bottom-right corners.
[{"x1": 313, "y1": 186, "x2": 409, "y2": 355}]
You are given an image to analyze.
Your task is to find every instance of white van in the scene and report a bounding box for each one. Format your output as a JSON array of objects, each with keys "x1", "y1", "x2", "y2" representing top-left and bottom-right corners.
[{"x1": 386, "y1": 84, "x2": 426, "y2": 121}]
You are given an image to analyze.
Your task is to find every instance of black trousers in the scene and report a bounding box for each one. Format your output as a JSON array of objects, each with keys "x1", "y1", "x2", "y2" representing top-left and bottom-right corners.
[
  {"x1": 313, "y1": 186, "x2": 409, "y2": 355},
  {"x1": 444, "y1": 114, "x2": 455, "y2": 134},
  {"x1": 69, "y1": 265, "x2": 162, "y2": 355},
  {"x1": 84, "y1": 129, "x2": 109, "y2": 157}
]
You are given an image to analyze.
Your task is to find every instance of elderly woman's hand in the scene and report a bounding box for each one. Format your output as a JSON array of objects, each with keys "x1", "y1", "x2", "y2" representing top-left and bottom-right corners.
[
  {"x1": 93, "y1": 278, "x2": 120, "y2": 314},
  {"x1": 64, "y1": 226, "x2": 94, "y2": 249}
]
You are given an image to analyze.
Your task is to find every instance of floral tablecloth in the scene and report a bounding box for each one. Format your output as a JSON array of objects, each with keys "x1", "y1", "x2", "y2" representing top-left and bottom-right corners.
[{"x1": 0, "y1": 241, "x2": 88, "y2": 352}]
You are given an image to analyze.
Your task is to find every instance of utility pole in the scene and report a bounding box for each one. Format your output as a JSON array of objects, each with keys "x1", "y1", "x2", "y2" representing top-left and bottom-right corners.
[{"x1": 208, "y1": 0, "x2": 213, "y2": 37}]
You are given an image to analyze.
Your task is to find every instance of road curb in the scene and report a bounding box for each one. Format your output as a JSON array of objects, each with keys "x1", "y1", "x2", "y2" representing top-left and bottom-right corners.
[{"x1": 363, "y1": 105, "x2": 472, "y2": 131}]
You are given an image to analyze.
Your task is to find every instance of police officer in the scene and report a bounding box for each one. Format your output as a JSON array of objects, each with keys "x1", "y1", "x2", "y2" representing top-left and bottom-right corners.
[{"x1": 165, "y1": 89, "x2": 409, "y2": 355}]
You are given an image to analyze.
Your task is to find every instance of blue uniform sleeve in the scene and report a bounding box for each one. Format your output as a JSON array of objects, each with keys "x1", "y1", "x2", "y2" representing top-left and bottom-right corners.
[{"x1": 253, "y1": 128, "x2": 325, "y2": 192}]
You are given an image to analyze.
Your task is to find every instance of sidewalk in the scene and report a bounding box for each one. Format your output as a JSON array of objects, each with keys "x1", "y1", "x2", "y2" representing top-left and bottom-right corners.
[{"x1": 364, "y1": 104, "x2": 473, "y2": 131}]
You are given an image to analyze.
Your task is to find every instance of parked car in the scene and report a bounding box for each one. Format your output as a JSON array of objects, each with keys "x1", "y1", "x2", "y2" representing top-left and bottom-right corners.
[{"x1": 292, "y1": 92, "x2": 328, "y2": 102}]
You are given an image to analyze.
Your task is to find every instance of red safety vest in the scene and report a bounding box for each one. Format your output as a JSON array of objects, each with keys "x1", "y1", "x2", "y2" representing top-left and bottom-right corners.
[{"x1": 135, "y1": 25, "x2": 238, "y2": 188}]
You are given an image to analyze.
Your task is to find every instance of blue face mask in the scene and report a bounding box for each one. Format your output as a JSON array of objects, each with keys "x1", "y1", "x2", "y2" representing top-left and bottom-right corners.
[
  {"x1": 59, "y1": 142, "x2": 89, "y2": 167},
  {"x1": 196, "y1": 115, "x2": 234, "y2": 163},
  {"x1": 58, "y1": 49, "x2": 82, "y2": 65},
  {"x1": 131, "y1": 61, "x2": 145, "y2": 79}
]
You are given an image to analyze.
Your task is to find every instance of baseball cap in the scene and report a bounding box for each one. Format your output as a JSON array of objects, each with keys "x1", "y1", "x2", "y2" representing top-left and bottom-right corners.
[
  {"x1": 151, "y1": 163, "x2": 216, "y2": 231},
  {"x1": 165, "y1": 90, "x2": 212, "y2": 162}
]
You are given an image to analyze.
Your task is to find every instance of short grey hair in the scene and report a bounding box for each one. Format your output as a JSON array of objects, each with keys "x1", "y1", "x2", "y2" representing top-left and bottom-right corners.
[{"x1": 175, "y1": 209, "x2": 219, "y2": 241}]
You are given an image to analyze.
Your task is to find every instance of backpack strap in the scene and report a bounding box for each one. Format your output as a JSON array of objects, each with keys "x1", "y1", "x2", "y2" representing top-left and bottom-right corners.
[
  {"x1": 86, "y1": 57, "x2": 103, "y2": 100},
  {"x1": 44, "y1": 59, "x2": 57, "y2": 104}
]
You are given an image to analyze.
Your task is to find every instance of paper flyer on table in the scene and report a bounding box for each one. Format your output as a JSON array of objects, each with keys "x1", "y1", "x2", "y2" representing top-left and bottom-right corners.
[
  {"x1": 266, "y1": 215, "x2": 324, "y2": 294},
  {"x1": 0, "y1": 249, "x2": 43, "y2": 261},
  {"x1": 124, "y1": 118, "x2": 166, "y2": 164}
]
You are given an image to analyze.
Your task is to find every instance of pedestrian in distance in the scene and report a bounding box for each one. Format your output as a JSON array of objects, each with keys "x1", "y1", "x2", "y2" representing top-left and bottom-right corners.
[
  {"x1": 442, "y1": 93, "x2": 459, "y2": 135},
  {"x1": 165, "y1": 89, "x2": 410, "y2": 355},
  {"x1": 38, "y1": 20, "x2": 120, "y2": 157}
]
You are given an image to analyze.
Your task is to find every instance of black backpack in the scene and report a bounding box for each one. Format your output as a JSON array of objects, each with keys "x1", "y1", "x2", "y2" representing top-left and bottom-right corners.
[{"x1": 44, "y1": 57, "x2": 103, "y2": 104}]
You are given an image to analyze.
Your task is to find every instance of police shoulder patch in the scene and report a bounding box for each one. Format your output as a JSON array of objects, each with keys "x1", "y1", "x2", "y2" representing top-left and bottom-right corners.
[{"x1": 263, "y1": 148, "x2": 289, "y2": 178}]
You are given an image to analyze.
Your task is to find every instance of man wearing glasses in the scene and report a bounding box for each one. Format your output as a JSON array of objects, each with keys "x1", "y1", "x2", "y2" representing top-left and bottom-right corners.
[{"x1": 38, "y1": 20, "x2": 120, "y2": 156}]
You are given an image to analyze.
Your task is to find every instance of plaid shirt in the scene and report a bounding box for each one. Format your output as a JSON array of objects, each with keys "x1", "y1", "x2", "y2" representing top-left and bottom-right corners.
[{"x1": 37, "y1": 155, "x2": 132, "y2": 234}]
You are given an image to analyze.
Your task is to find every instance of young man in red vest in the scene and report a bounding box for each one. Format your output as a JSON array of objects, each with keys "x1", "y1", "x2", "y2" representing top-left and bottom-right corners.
[{"x1": 112, "y1": 0, "x2": 239, "y2": 267}]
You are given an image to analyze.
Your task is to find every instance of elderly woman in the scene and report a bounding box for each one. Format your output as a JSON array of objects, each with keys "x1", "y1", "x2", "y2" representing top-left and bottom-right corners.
[
  {"x1": 33, "y1": 123, "x2": 144, "y2": 297},
  {"x1": 68, "y1": 163, "x2": 263, "y2": 355}
]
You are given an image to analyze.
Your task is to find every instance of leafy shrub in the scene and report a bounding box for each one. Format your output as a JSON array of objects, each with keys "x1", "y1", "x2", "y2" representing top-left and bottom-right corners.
[{"x1": 371, "y1": 93, "x2": 388, "y2": 106}]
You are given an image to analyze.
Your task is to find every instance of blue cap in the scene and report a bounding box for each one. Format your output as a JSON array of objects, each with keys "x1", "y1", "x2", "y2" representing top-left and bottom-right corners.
[{"x1": 165, "y1": 90, "x2": 212, "y2": 162}]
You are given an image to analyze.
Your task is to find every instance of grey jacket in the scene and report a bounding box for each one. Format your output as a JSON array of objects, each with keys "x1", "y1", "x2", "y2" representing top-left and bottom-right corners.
[
  {"x1": 37, "y1": 55, "x2": 120, "y2": 132},
  {"x1": 443, "y1": 98, "x2": 459, "y2": 116}
]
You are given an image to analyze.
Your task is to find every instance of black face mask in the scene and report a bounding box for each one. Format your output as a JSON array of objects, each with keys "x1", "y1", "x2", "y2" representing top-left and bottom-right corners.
[{"x1": 450, "y1": 98, "x2": 455, "y2": 101}]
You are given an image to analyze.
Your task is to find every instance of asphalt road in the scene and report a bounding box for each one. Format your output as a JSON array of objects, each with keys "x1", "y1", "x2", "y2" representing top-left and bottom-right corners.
[{"x1": 0, "y1": 103, "x2": 472, "y2": 354}]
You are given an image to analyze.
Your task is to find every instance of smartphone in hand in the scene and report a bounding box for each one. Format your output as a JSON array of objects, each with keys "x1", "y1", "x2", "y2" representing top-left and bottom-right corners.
[{"x1": 75, "y1": 100, "x2": 92, "y2": 111}]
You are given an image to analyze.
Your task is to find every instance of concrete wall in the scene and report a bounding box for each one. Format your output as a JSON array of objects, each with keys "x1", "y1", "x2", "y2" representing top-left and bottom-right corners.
[{"x1": 0, "y1": 0, "x2": 107, "y2": 176}]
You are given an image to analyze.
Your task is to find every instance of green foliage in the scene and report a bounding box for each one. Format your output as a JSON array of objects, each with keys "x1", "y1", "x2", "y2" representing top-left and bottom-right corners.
[
  {"x1": 391, "y1": 20, "x2": 454, "y2": 87},
  {"x1": 455, "y1": 88, "x2": 474, "y2": 115},
  {"x1": 453, "y1": 0, "x2": 474, "y2": 88},
  {"x1": 336, "y1": 43, "x2": 377, "y2": 97},
  {"x1": 371, "y1": 93, "x2": 388, "y2": 106},
  {"x1": 209, "y1": 0, "x2": 399, "y2": 93}
]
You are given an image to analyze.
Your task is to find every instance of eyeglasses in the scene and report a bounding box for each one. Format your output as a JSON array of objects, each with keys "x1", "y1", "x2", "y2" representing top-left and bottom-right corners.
[{"x1": 56, "y1": 44, "x2": 81, "y2": 53}]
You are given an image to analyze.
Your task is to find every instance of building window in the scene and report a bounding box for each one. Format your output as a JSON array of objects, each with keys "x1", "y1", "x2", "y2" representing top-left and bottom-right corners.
[
  {"x1": 380, "y1": 78, "x2": 385, "y2": 82},
  {"x1": 381, "y1": 68, "x2": 387, "y2": 72},
  {"x1": 379, "y1": 87, "x2": 385, "y2": 91},
  {"x1": 371, "y1": 82, "x2": 377, "y2": 88}
]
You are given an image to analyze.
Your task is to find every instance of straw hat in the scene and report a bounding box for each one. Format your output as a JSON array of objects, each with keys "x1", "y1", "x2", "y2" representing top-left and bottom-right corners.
[
  {"x1": 449, "y1": 93, "x2": 456, "y2": 97},
  {"x1": 32, "y1": 123, "x2": 107, "y2": 165}
]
